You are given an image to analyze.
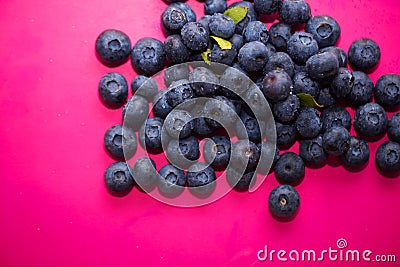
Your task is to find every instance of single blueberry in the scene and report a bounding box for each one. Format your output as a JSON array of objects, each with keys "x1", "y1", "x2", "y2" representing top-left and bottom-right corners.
[{"x1": 104, "y1": 162, "x2": 134, "y2": 196}]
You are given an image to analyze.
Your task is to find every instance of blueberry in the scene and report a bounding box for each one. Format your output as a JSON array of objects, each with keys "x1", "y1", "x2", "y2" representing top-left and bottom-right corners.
[
  {"x1": 214, "y1": 95, "x2": 242, "y2": 115},
  {"x1": 275, "y1": 152, "x2": 305, "y2": 186},
  {"x1": 295, "y1": 107, "x2": 322, "y2": 138},
  {"x1": 306, "y1": 51, "x2": 339, "y2": 82},
  {"x1": 287, "y1": 32, "x2": 319, "y2": 65},
  {"x1": 139, "y1": 117, "x2": 164, "y2": 150},
  {"x1": 276, "y1": 122, "x2": 297, "y2": 149},
  {"x1": 339, "y1": 137, "x2": 370, "y2": 169},
  {"x1": 305, "y1": 15, "x2": 340, "y2": 48},
  {"x1": 187, "y1": 162, "x2": 216, "y2": 198},
  {"x1": 292, "y1": 71, "x2": 320, "y2": 98},
  {"x1": 238, "y1": 41, "x2": 270, "y2": 72},
  {"x1": 268, "y1": 184, "x2": 300, "y2": 220},
  {"x1": 122, "y1": 95, "x2": 149, "y2": 131},
  {"x1": 229, "y1": 34, "x2": 244, "y2": 51},
  {"x1": 348, "y1": 38, "x2": 381, "y2": 71},
  {"x1": 263, "y1": 52, "x2": 295, "y2": 78},
  {"x1": 198, "y1": 15, "x2": 212, "y2": 34},
  {"x1": 204, "y1": 0, "x2": 227, "y2": 15},
  {"x1": 243, "y1": 84, "x2": 270, "y2": 117},
  {"x1": 388, "y1": 113, "x2": 400, "y2": 143},
  {"x1": 204, "y1": 97, "x2": 238, "y2": 127},
  {"x1": 231, "y1": 140, "x2": 260, "y2": 171},
  {"x1": 209, "y1": 13, "x2": 235, "y2": 39},
  {"x1": 189, "y1": 67, "x2": 219, "y2": 97},
  {"x1": 347, "y1": 71, "x2": 374, "y2": 105},
  {"x1": 210, "y1": 44, "x2": 237, "y2": 66},
  {"x1": 321, "y1": 105, "x2": 351, "y2": 132},
  {"x1": 104, "y1": 162, "x2": 134, "y2": 196},
  {"x1": 104, "y1": 124, "x2": 137, "y2": 160},
  {"x1": 330, "y1": 67, "x2": 354, "y2": 98},
  {"x1": 131, "y1": 38, "x2": 166, "y2": 76},
  {"x1": 374, "y1": 74, "x2": 400, "y2": 108},
  {"x1": 157, "y1": 164, "x2": 186, "y2": 198},
  {"x1": 219, "y1": 66, "x2": 251, "y2": 96},
  {"x1": 153, "y1": 90, "x2": 173, "y2": 119},
  {"x1": 322, "y1": 126, "x2": 350, "y2": 156},
  {"x1": 261, "y1": 69, "x2": 293, "y2": 102},
  {"x1": 319, "y1": 46, "x2": 348, "y2": 67},
  {"x1": 226, "y1": 168, "x2": 255, "y2": 192},
  {"x1": 317, "y1": 87, "x2": 336, "y2": 107},
  {"x1": 164, "y1": 109, "x2": 194, "y2": 139},
  {"x1": 203, "y1": 135, "x2": 231, "y2": 168},
  {"x1": 193, "y1": 117, "x2": 217, "y2": 136},
  {"x1": 166, "y1": 136, "x2": 200, "y2": 169},
  {"x1": 181, "y1": 22, "x2": 210, "y2": 52},
  {"x1": 257, "y1": 142, "x2": 279, "y2": 174},
  {"x1": 165, "y1": 79, "x2": 194, "y2": 107},
  {"x1": 161, "y1": 5, "x2": 188, "y2": 35},
  {"x1": 299, "y1": 135, "x2": 327, "y2": 167},
  {"x1": 131, "y1": 75, "x2": 158, "y2": 101},
  {"x1": 171, "y1": 3, "x2": 196, "y2": 23},
  {"x1": 228, "y1": 1, "x2": 258, "y2": 34},
  {"x1": 254, "y1": 0, "x2": 282, "y2": 14},
  {"x1": 273, "y1": 94, "x2": 300, "y2": 123},
  {"x1": 164, "y1": 63, "x2": 191, "y2": 87},
  {"x1": 164, "y1": 34, "x2": 191, "y2": 64},
  {"x1": 279, "y1": 0, "x2": 311, "y2": 25},
  {"x1": 354, "y1": 102, "x2": 388, "y2": 140},
  {"x1": 375, "y1": 141, "x2": 400, "y2": 177},
  {"x1": 98, "y1": 72, "x2": 128, "y2": 108},
  {"x1": 133, "y1": 157, "x2": 157, "y2": 192},
  {"x1": 268, "y1": 22, "x2": 292, "y2": 52},
  {"x1": 95, "y1": 29, "x2": 131, "y2": 67},
  {"x1": 242, "y1": 21, "x2": 269, "y2": 46},
  {"x1": 236, "y1": 111, "x2": 261, "y2": 143}
]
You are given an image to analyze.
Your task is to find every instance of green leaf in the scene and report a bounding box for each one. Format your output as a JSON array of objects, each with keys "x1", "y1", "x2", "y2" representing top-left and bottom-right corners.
[
  {"x1": 201, "y1": 49, "x2": 212, "y2": 65},
  {"x1": 296, "y1": 93, "x2": 324, "y2": 108},
  {"x1": 223, "y1": 6, "x2": 248, "y2": 24},
  {"x1": 210, "y1": 36, "x2": 232, "y2": 50}
]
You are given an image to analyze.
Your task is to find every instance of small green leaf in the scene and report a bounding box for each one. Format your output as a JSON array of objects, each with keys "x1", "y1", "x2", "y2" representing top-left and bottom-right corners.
[
  {"x1": 223, "y1": 6, "x2": 248, "y2": 24},
  {"x1": 201, "y1": 48, "x2": 212, "y2": 65},
  {"x1": 296, "y1": 93, "x2": 324, "y2": 108},
  {"x1": 210, "y1": 36, "x2": 232, "y2": 50}
]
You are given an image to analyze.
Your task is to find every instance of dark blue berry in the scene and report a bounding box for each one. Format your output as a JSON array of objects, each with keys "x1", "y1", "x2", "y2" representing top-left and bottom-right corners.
[
  {"x1": 268, "y1": 184, "x2": 300, "y2": 220},
  {"x1": 203, "y1": 135, "x2": 231, "y2": 168},
  {"x1": 131, "y1": 38, "x2": 166, "y2": 76},
  {"x1": 306, "y1": 51, "x2": 339, "y2": 82},
  {"x1": 98, "y1": 72, "x2": 128, "y2": 108},
  {"x1": 238, "y1": 41, "x2": 270, "y2": 72},
  {"x1": 254, "y1": 0, "x2": 282, "y2": 14},
  {"x1": 347, "y1": 71, "x2": 374, "y2": 105},
  {"x1": 279, "y1": 0, "x2": 311, "y2": 25},
  {"x1": 273, "y1": 94, "x2": 300, "y2": 123},
  {"x1": 261, "y1": 69, "x2": 293, "y2": 102},
  {"x1": 171, "y1": 3, "x2": 196, "y2": 22},
  {"x1": 209, "y1": 13, "x2": 235, "y2": 39},
  {"x1": 96, "y1": 29, "x2": 131, "y2": 67},
  {"x1": 295, "y1": 107, "x2": 322, "y2": 138},
  {"x1": 210, "y1": 44, "x2": 237, "y2": 65},
  {"x1": 166, "y1": 136, "x2": 200, "y2": 169},
  {"x1": 305, "y1": 15, "x2": 340, "y2": 48},
  {"x1": 165, "y1": 79, "x2": 194, "y2": 107},
  {"x1": 243, "y1": 21, "x2": 269, "y2": 45},
  {"x1": 189, "y1": 67, "x2": 219, "y2": 97},
  {"x1": 139, "y1": 117, "x2": 164, "y2": 150},
  {"x1": 375, "y1": 141, "x2": 400, "y2": 177},
  {"x1": 231, "y1": 140, "x2": 260, "y2": 171},
  {"x1": 276, "y1": 122, "x2": 297, "y2": 149},
  {"x1": 268, "y1": 22, "x2": 292, "y2": 52},
  {"x1": 229, "y1": 34, "x2": 244, "y2": 51},
  {"x1": 263, "y1": 52, "x2": 295, "y2": 78},
  {"x1": 236, "y1": 111, "x2": 261, "y2": 143},
  {"x1": 348, "y1": 38, "x2": 381, "y2": 71},
  {"x1": 105, "y1": 162, "x2": 134, "y2": 196},
  {"x1": 133, "y1": 157, "x2": 157, "y2": 192},
  {"x1": 164, "y1": 109, "x2": 194, "y2": 139},
  {"x1": 321, "y1": 105, "x2": 351, "y2": 132},
  {"x1": 122, "y1": 95, "x2": 149, "y2": 131},
  {"x1": 153, "y1": 90, "x2": 173, "y2": 119},
  {"x1": 339, "y1": 137, "x2": 370, "y2": 169},
  {"x1": 164, "y1": 63, "x2": 190, "y2": 87},
  {"x1": 204, "y1": 0, "x2": 227, "y2": 15},
  {"x1": 131, "y1": 75, "x2": 158, "y2": 101},
  {"x1": 193, "y1": 117, "x2": 217, "y2": 136},
  {"x1": 388, "y1": 113, "x2": 400, "y2": 143},
  {"x1": 104, "y1": 124, "x2": 137, "y2": 160},
  {"x1": 330, "y1": 67, "x2": 354, "y2": 98},
  {"x1": 319, "y1": 46, "x2": 348, "y2": 67},
  {"x1": 226, "y1": 168, "x2": 255, "y2": 192},
  {"x1": 317, "y1": 87, "x2": 336, "y2": 107},
  {"x1": 187, "y1": 162, "x2": 216, "y2": 198},
  {"x1": 220, "y1": 67, "x2": 251, "y2": 96},
  {"x1": 354, "y1": 102, "x2": 388, "y2": 140},
  {"x1": 374, "y1": 74, "x2": 400, "y2": 108},
  {"x1": 275, "y1": 152, "x2": 305, "y2": 186},
  {"x1": 287, "y1": 32, "x2": 319, "y2": 65},
  {"x1": 299, "y1": 135, "x2": 327, "y2": 167},
  {"x1": 181, "y1": 22, "x2": 210, "y2": 52},
  {"x1": 292, "y1": 71, "x2": 320, "y2": 98},
  {"x1": 164, "y1": 34, "x2": 190, "y2": 64},
  {"x1": 157, "y1": 164, "x2": 186, "y2": 198},
  {"x1": 228, "y1": 1, "x2": 258, "y2": 34},
  {"x1": 162, "y1": 5, "x2": 188, "y2": 35},
  {"x1": 322, "y1": 126, "x2": 350, "y2": 156}
]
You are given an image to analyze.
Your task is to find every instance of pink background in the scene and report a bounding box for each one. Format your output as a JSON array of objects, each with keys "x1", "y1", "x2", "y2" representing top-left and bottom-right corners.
[{"x1": 1, "y1": 0, "x2": 400, "y2": 266}]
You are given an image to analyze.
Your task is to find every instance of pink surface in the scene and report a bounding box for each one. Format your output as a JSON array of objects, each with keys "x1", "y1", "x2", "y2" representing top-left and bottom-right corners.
[{"x1": 1, "y1": 0, "x2": 400, "y2": 266}]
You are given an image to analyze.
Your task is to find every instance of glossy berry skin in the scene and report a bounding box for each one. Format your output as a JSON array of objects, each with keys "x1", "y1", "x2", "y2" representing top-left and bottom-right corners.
[
  {"x1": 276, "y1": 122, "x2": 297, "y2": 149},
  {"x1": 203, "y1": 135, "x2": 231, "y2": 168},
  {"x1": 164, "y1": 64, "x2": 190, "y2": 87},
  {"x1": 209, "y1": 13, "x2": 235, "y2": 39},
  {"x1": 292, "y1": 72, "x2": 320, "y2": 98},
  {"x1": 268, "y1": 22, "x2": 292, "y2": 52},
  {"x1": 236, "y1": 111, "x2": 261, "y2": 143},
  {"x1": 279, "y1": 0, "x2": 311, "y2": 25},
  {"x1": 321, "y1": 105, "x2": 351, "y2": 132},
  {"x1": 354, "y1": 102, "x2": 388, "y2": 140},
  {"x1": 157, "y1": 164, "x2": 186, "y2": 198},
  {"x1": 374, "y1": 74, "x2": 400, "y2": 108},
  {"x1": 211, "y1": 44, "x2": 237, "y2": 65},
  {"x1": 317, "y1": 87, "x2": 336, "y2": 107},
  {"x1": 153, "y1": 90, "x2": 173, "y2": 119},
  {"x1": 187, "y1": 162, "x2": 216, "y2": 198},
  {"x1": 228, "y1": 1, "x2": 258, "y2": 34},
  {"x1": 161, "y1": 5, "x2": 188, "y2": 35},
  {"x1": 181, "y1": 22, "x2": 210, "y2": 52},
  {"x1": 198, "y1": 15, "x2": 212, "y2": 34},
  {"x1": 287, "y1": 32, "x2": 319, "y2": 65},
  {"x1": 319, "y1": 46, "x2": 348, "y2": 67},
  {"x1": 171, "y1": 3, "x2": 196, "y2": 23},
  {"x1": 95, "y1": 29, "x2": 131, "y2": 67},
  {"x1": 330, "y1": 67, "x2": 354, "y2": 98},
  {"x1": 254, "y1": 0, "x2": 282, "y2": 14},
  {"x1": 238, "y1": 41, "x2": 270, "y2": 72},
  {"x1": 268, "y1": 184, "x2": 300, "y2": 220},
  {"x1": 348, "y1": 71, "x2": 374, "y2": 105},
  {"x1": 139, "y1": 117, "x2": 164, "y2": 150},
  {"x1": 164, "y1": 109, "x2": 194, "y2": 139},
  {"x1": 204, "y1": 0, "x2": 227, "y2": 15},
  {"x1": 388, "y1": 113, "x2": 400, "y2": 143},
  {"x1": 122, "y1": 95, "x2": 149, "y2": 131},
  {"x1": 375, "y1": 141, "x2": 400, "y2": 176},
  {"x1": 273, "y1": 94, "x2": 300, "y2": 123},
  {"x1": 305, "y1": 15, "x2": 340, "y2": 48},
  {"x1": 242, "y1": 21, "x2": 269, "y2": 46},
  {"x1": 131, "y1": 38, "x2": 166, "y2": 76},
  {"x1": 164, "y1": 34, "x2": 190, "y2": 64},
  {"x1": 189, "y1": 67, "x2": 219, "y2": 97},
  {"x1": 322, "y1": 126, "x2": 350, "y2": 156},
  {"x1": 166, "y1": 80, "x2": 194, "y2": 108},
  {"x1": 133, "y1": 157, "x2": 157, "y2": 192},
  {"x1": 339, "y1": 137, "x2": 370, "y2": 168},
  {"x1": 131, "y1": 75, "x2": 158, "y2": 101},
  {"x1": 166, "y1": 136, "x2": 200, "y2": 169},
  {"x1": 193, "y1": 117, "x2": 216, "y2": 136},
  {"x1": 98, "y1": 72, "x2": 128, "y2": 108},
  {"x1": 295, "y1": 107, "x2": 322, "y2": 138},
  {"x1": 299, "y1": 135, "x2": 327, "y2": 167},
  {"x1": 306, "y1": 51, "x2": 339, "y2": 82},
  {"x1": 263, "y1": 52, "x2": 295, "y2": 78},
  {"x1": 104, "y1": 162, "x2": 134, "y2": 196},
  {"x1": 229, "y1": 34, "x2": 244, "y2": 51},
  {"x1": 261, "y1": 69, "x2": 293, "y2": 102},
  {"x1": 348, "y1": 38, "x2": 381, "y2": 71},
  {"x1": 231, "y1": 140, "x2": 260, "y2": 172},
  {"x1": 275, "y1": 152, "x2": 305, "y2": 186},
  {"x1": 104, "y1": 124, "x2": 137, "y2": 160},
  {"x1": 226, "y1": 168, "x2": 255, "y2": 192}
]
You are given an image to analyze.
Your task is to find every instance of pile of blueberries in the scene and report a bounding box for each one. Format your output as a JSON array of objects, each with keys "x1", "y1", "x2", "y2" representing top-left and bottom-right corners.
[{"x1": 96, "y1": 0, "x2": 400, "y2": 221}]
